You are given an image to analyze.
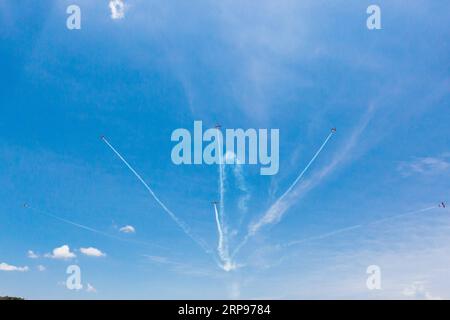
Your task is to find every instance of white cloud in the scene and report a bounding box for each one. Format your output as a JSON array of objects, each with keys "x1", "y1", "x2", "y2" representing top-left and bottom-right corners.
[
  {"x1": 398, "y1": 154, "x2": 450, "y2": 176},
  {"x1": 37, "y1": 265, "x2": 46, "y2": 272},
  {"x1": 80, "y1": 247, "x2": 106, "y2": 257},
  {"x1": 119, "y1": 225, "x2": 135, "y2": 233},
  {"x1": 109, "y1": 0, "x2": 126, "y2": 20},
  {"x1": 45, "y1": 245, "x2": 76, "y2": 260},
  {"x1": 27, "y1": 250, "x2": 38, "y2": 259},
  {"x1": 86, "y1": 283, "x2": 97, "y2": 293},
  {"x1": 0, "y1": 262, "x2": 29, "y2": 272}
]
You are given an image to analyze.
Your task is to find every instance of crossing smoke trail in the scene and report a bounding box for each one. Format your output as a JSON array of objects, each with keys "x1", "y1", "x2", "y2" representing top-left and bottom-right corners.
[
  {"x1": 232, "y1": 131, "x2": 335, "y2": 257},
  {"x1": 250, "y1": 131, "x2": 335, "y2": 235},
  {"x1": 274, "y1": 132, "x2": 334, "y2": 207},
  {"x1": 284, "y1": 205, "x2": 438, "y2": 248},
  {"x1": 101, "y1": 136, "x2": 218, "y2": 264},
  {"x1": 24, "y1": 204, "x2": 165, "y2": 249}
]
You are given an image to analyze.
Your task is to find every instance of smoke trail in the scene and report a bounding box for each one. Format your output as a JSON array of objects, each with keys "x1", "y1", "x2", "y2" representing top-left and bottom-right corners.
[
  {"x1": 366, "y1": 206, "x2": 437, "y2": 226},
  {"x1": 232, "y1": 131, "x2": 335, "y2": 258},
  {"x1": 101, "y1": 136, "x2": 216, "y2": 260},
  {"x1": 279, "y1": 132, "x2": 334, "y2": 205},
  {"x1": 285, "y1": 225, "x2": 362, "y2": 247},
  {"x1": 285, "y1": 205, "x2": 438, "y2": 248},
  {"x1": 252, "y1": 131, "x2": 335, "y2": 234},
  {"x1": 217, "y1": 132, "x2": 227, "y2": 249},
  {"x1": 215, "y1": 130, "x2": 234, "y2": 270},
  {"x1": 24, "y1": 204, "x2": 165, "y2": 249}
]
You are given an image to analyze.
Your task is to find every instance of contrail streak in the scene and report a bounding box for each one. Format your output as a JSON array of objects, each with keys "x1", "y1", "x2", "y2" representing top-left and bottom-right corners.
[
  {"x1": 285, "y1": 205, "x2": 438, "y2": 248},
  {"x1": 278, "y1": 131, "x2": 334, "y2": 205},
  {"x1": 24, "y1": 204, "x2": 165, "y2": 249},
  {"x1": 285, "y1": 225, "x2": 362, "y2": 247},
  {"x1": 101, "y1": 136, "x2": 215, "y2": 260},
  {"x1": 366, "y1": 206, "x2": 437, "y2": 226},
  {"x1": 250, "y1": 131, "x2": 334, "y2": 235},
  {"x1": 232, "y1": 131, "x2": 336, "y2": 258}
]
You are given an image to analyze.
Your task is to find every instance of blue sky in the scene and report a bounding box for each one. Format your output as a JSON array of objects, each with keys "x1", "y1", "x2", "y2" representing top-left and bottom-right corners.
[{"x1": 1, "y1": 0, "x2": 449, "y2": 299}]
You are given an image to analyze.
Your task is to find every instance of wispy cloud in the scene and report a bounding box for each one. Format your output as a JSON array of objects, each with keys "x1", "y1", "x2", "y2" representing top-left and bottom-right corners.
[
  {"x1": 0, "y1": 262, "x2": 29, "y2": 272},
  {"x1": 144, "y1": 255, "x2": 176, "y2": 265},
  {"x1": 80, "y1": 247, "x2": 106, "y2": 257},
  {"x1": 261, "y1": 206, "x2": 450, "y2": 299},
  {"x1": 398, "y1": 154, "x2": 450, "y2": 177},
  {"x1": 37, "y1": 265, "x2": 46, "y2": 272}
]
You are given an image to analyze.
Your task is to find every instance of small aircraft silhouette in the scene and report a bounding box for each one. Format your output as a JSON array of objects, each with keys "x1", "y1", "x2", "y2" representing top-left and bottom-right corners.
[
  {"x1": 331, "y1": 128, "x2": 337, "y2": 133},
  {"x1": 439, "y1": 202, "x2": 446, "y2": 208},
  {"x1": 211, "y1": 201, "x2": 219, "y2": 205},
  {"x1": 23, "y1": 203, "x2": 29, "y2": 208},
  {"x1": 214, "y1": 124, "x2": 222, "y2": 129}
]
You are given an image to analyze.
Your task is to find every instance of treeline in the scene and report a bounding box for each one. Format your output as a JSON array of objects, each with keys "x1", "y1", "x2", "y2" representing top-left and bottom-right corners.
[{"x1": 0, "y1": 296, "x2": 24, "y2": 300}]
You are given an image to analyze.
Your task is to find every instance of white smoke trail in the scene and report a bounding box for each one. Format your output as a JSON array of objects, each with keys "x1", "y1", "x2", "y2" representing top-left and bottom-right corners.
[
  {"x1": 217, "y1": 133, "x2": 227, "y2": 248},
  {"x1": 24, "y1": 204, "x2": 165, "y2": 249},
  {"x1": 285, "y1": 206, "x2": 438, "y2": 248},
  {"x1": 101, "y1": 137, "x2": 216, "y2": 261},
  {"x1": 232, "y1": 131, "x2": 335, "y2": 258},
  {"x1": 279, "y1": 132, "x2": 334, "y2": 205},
  {"x1": 215, "y1": 130, "x2": 235, "y2": 271},
  {"x1": 285, "y1": 225, "x2": 362, "y2": 247},
  {"x1": 249, "y1": 131, "x2": 334, "y2": 236},
  {"x1": 366, "y1": 206, "x2": 438, "y2": 227}
]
